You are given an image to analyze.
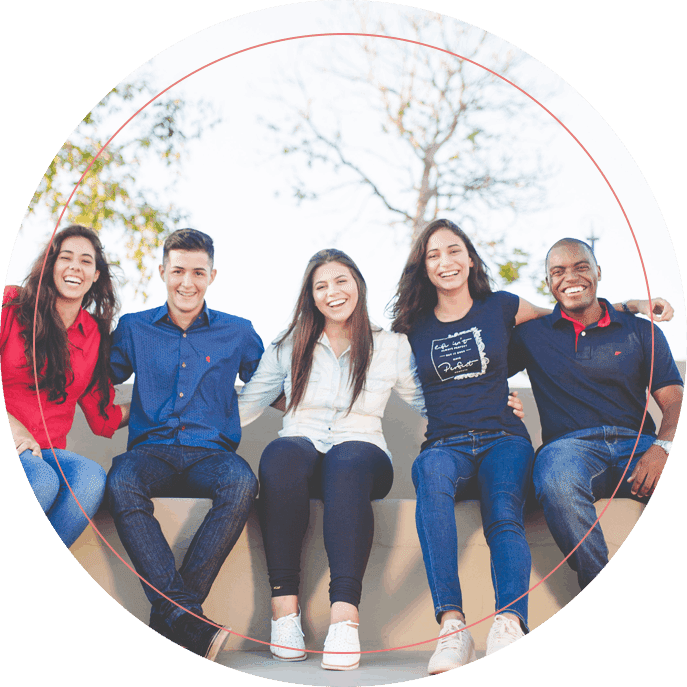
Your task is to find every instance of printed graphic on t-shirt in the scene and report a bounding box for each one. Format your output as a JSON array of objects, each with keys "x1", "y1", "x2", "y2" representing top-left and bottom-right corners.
[{"x1": 431, "y1": 327, "x2": 489, "y2": 381}]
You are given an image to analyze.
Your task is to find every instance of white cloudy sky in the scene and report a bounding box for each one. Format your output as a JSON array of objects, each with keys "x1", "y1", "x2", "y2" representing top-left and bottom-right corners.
[{"x1": 5, "y1": 0, "x2": 686, "y2": 360}]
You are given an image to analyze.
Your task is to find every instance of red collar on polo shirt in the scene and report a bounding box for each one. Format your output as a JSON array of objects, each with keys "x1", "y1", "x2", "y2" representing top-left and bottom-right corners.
[{"x1": 560, "y1": 305, "x2": 611, "y2": 348}]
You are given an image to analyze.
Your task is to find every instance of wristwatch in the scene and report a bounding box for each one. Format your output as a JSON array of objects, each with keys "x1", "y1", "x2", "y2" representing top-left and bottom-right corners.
[{"x1": 652, "y1": 439, "x2": 672, "y2": 455}]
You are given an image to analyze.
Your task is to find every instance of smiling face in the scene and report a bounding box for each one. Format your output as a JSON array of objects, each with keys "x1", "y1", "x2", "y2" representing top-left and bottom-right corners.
[
  {"x1": 424, "y1": 228, "x2": 474, "y2": 295},
  {"x1": 546, "y1": 242, "x2": 601, "y2": 316},
  {"x1": 52, "y1": 236, "x2": 100, "y2": 306},
  {"x1": 159, "y1": 249, "x2": 216, "y2": 324},
  {"x1": 312, "y1": 261, "x2": 360, "y2": 327}
]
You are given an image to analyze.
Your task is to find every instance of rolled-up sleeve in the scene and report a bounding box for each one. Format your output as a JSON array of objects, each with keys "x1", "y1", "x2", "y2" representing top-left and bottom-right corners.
[
  {"x1": 239, "y1": 324, "x2": 265, "y2": 384},
  {"x1": 109, "y1": 317, "x2": 134, "y2": 385},
  {"x1": 78, "y1": 380, "x2": 123, "y2": 438},
  {"x1": 238, "y1": 341, "x2": 287, "y2": 427},
  {"x1": 393, "y1": 334, "x2": 426, "y2": 417}
]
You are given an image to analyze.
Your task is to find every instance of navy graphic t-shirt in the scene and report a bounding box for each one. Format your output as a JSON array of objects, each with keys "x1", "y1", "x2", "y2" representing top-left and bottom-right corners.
[{"x1": 408, "y1": 291, "x2": 530, "y2": 448}]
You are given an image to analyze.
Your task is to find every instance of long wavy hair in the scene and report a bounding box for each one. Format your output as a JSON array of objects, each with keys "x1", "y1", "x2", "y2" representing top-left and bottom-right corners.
[
  {"x1": 5, "y1": 225, "x2": 119, "y2": 415},
  {"x1": 277, "y1": 249, "x2": 374, "y2": 414},
  {"x1": 390, "y1": 218, "x2": 493, "y2": 335}
]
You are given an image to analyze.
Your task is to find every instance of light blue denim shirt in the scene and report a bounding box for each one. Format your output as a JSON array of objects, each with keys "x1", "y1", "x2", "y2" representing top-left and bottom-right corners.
[{"x1": 239, "y1": 328, "x2": 426, "y2": 460}]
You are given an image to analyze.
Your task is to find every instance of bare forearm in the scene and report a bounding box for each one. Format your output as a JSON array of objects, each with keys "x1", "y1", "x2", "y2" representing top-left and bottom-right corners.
[
  {"x1": 117, "y1": 402, "x2": 131, "y2": 429},
  {"x1": 7, "y1": 412, "x2": 41, "y2": 456},
  {"x1": 655, "y1": 399, "x2": 681, "y2": 442}
]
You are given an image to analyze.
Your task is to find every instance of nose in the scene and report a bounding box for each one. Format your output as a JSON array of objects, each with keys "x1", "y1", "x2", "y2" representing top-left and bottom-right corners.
[{"x1": 181, "y1": 272, "x2": 193, "y2": 287}]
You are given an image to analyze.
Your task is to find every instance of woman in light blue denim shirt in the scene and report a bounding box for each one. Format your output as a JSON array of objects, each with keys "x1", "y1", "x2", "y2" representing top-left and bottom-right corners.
[{"x1": 239, "y1": 248, "x2": 429, "y2": 671}]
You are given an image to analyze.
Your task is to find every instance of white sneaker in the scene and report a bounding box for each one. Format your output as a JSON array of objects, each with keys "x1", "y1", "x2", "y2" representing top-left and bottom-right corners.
[
  {"x1": 270, "y1": 612, "x2": 307, "y2": 661},
  {"x1": 427, "y1": 619, "x2": 476, "y2": 675},
  {"x1": 321, "y1": 621, "x2": 360, "y2": 671},
  {"x1": 486, "y1": 614, "x2": 525, "y2": 655}
]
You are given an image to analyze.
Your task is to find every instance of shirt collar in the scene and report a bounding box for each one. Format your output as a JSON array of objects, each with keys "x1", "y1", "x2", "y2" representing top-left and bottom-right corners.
[
  {"x1": 152, "y1": 301, "x2": 212, "y2": 328},
  {"x1": 551, "y1": 298, "x2": 620, "y2": 330}
]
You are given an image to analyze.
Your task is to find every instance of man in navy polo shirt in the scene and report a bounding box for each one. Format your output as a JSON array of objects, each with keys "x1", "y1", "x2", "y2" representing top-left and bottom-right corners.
[
  {"x1": 106, "y1": 229, "x2": 264, "y2": 660},
  {"x1": 509, "y1": 238, "x2": 682, "y2": 589}
]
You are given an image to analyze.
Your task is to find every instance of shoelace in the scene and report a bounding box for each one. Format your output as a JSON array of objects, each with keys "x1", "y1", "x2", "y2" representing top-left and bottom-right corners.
[
  {"x1": 275, "y1": 613, "x2": 304, "y2": 639},
  {"x1": 490, "y1": 617, "x2": 521, "y2": 642},
  {"x1": 325, "y1": 622, "x2": 358, "y2": 651},
  {"x1": 437, "y1": 623, "x2": 466, "y2": 649}
]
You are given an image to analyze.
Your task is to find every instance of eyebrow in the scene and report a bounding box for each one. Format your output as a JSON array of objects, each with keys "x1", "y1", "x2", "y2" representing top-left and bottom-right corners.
[
  {"x1": 58, "y1": 248, "x2": 95, "y2": 258},
  {"x1": 549, "y1": 259, "x2": 591, "y2": 271},
  {"x1": 314, "y1": 273, "x2": 348, "y2": 286},
  {"x1": 171, "y1": 264, "x2": 208, "y2": 272},
  {"x1": 428, "y1": 243, "x2": 461, "y2": 252}
]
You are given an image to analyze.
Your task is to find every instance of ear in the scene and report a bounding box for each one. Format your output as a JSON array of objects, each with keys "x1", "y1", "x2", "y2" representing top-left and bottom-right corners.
[
  {"x1": 208, "y1": 268, "x2": 217, "y2": 285},
  {"x1": 597, "y1": 265, "x2": 602, "y2": 281},
  {"x1": 159, "y1": 263, "x2": 165, "y2": 281},
  {"x1": 93, "y1": 270, "x2": 100, "y2": 283}
]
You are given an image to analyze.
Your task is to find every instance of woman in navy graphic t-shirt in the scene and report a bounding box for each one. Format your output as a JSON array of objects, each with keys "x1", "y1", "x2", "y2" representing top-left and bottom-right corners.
[{"x1": 390, "y1": 218, "x2": 550, "y2": 673}]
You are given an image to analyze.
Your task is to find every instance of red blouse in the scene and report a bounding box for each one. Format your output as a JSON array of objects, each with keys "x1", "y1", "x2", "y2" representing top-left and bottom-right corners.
[{"x1": 1, "y1": 286, "x2": 122, "y2": 449}]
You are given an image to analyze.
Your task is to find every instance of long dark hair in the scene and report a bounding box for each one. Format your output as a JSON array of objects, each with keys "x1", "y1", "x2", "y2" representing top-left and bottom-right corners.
[
  {"x1": 5, "y1": 225, "x2": 119, "y2": 415},
  {"x1": 277, "y1": 249, "x2": 374, "y2": 414},
  {"x1": 390, "y1": 218, "x2": 493, "y2": 334}
]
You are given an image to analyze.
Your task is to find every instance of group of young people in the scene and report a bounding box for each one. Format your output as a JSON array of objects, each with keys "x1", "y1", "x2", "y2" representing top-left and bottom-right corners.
[{"x1": 3, "y1": 220, "x2": 681, "y2": 674}]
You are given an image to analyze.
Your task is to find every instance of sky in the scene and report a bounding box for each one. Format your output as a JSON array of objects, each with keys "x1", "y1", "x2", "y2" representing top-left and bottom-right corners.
[{"x1": 6, "y1": 0, "x2": 687, "y2": 370}]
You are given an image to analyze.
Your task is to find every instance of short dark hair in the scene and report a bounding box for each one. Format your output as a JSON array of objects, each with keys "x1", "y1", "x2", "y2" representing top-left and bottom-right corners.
[
  {"x1": 545, "y1": 238, "x2": 597, "y2": 275},
  {"x1": 162, "y1": 228, "x2": 214, "y2": 265}
]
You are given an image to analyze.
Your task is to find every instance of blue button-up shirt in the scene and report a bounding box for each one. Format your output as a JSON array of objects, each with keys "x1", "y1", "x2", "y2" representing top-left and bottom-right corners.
[
  {"x1": 509, "y1": 298, "x2": 683, "y2": 445},
  {"x1": 110, "y1": 302, "x2": 264, "y2": 451}
]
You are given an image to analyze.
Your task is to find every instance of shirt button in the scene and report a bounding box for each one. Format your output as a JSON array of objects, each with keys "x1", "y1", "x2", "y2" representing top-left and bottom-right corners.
[
  {"x1": 581, "y1": 331, "x2": 586, "y2": 337},
  {"x1": 181, "y1": 426, "x2": 186, "y2": 431},
  {"x1": 182, "y1": 362, "x2": 186, "y2": 368},
  {"x1": 183, "y1": 333, "x2": 187, "y2": 338},
  {"x1": 179, "y1": 392, "x2": 184, "y2": 398}
]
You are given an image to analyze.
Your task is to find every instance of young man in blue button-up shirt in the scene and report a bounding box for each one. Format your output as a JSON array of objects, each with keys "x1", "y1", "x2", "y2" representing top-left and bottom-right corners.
[
  {"x1": 509, "y1": 238, "x2": 683, "y2": 589},
  {"x1": 106, "y1": 229, "x2": 264, "y2": 660}
]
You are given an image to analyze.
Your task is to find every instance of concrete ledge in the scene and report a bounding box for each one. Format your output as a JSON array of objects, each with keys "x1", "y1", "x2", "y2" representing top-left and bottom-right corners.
[{"x1": 71, "y1": 497, "x2": 644, "y2": 652}]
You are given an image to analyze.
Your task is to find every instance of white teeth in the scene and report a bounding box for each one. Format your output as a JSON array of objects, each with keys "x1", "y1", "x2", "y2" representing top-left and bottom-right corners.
[
  {"x1": 328, "y1": 299, "x2": 346, "y2": 307},
  {"x1": 440, "y1": 271, "x2": 459, "y2": 278},
  {"x1": 64, "y1": 277, "x2": 81, "y2": 285},
  {"x1": 564, "y1": 286, "x2": 584, "y2": 294}
]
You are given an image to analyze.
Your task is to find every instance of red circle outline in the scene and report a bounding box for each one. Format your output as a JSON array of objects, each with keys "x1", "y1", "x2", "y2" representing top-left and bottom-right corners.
[{"x1": 31, "y1": 31, "x2": 657, "y2": 655}]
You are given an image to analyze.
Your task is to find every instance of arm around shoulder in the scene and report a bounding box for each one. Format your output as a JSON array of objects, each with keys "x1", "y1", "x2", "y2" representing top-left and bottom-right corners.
[
  {"x1": 393, "y1": 333, "x2": 426, "y2": 417},
  {"x1": 514, "y1": 297, "x2": 552, "y2": 326},
  {"x1": 238, "y1": 341, "x2": 287, "y2": 427}
]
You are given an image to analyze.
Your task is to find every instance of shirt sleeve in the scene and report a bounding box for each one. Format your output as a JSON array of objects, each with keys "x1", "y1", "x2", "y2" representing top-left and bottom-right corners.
[
  {"x1": 238, "y1": 341, "x2": 287, "y2": 427},
  {"x1": 238, "y1": 323, "x2": 265, "y2": 384},
  {"x1": 641, "y1": 322, "x2": 684, "y2": 393},
  {"x1": 109, "y1": 317, "x2": 134, "y2": 385},
  {"x1": 77, "y1": 379, "x2": 123, "y2": 438},
  {"x1": 500, "y1": 290, "x2": 520, "y2": 327},
  {"x1": 393, "y1": 334, "x2": 426, "y2": 417}
]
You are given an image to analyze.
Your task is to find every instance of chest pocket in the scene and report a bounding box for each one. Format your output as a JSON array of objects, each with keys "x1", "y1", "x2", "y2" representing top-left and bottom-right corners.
[
  {"x1": 358, "y1": 378, "x2": 390, "y2": 415},
  {"x1": 300, "y1": 373, "x2": 321, "y2": 407},
  {"x1": 576, "y1": 346, "x2": 591, "y2": 360}
]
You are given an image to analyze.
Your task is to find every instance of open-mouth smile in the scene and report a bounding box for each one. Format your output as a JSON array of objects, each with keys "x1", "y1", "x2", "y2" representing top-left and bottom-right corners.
[{"x1": 327, "y1": 298, "x2": 347, "y2": 308}]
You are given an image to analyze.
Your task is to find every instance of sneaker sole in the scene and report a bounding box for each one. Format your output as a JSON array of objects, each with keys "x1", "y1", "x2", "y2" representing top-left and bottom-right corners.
[
  {"x1": 427, "y1": 647, "x2": 476, "y2": 675},
  {"x1": 321, "y1": 659, "x2": 360, "y2": 671},
  {"x1": 271, "y1": 650, "x2": 307, "y2": 662},
  {"x1": 204, "y1": 626, "x2": 231, "y2": 662}
]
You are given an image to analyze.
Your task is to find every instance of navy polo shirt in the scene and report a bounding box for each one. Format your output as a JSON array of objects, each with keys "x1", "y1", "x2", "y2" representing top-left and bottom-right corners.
[
  {"x1": 408, "y1": 291, "x2": 530, "y2": 448},
  {"x1": 509, "y1": 298, "x2": 683, "y2": 445},
  {"x1": 110, "y1": 302, "x2": 264, "y2": 451}
]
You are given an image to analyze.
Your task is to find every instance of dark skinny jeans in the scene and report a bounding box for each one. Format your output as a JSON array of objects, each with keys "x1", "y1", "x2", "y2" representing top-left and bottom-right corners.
[{"x1": 258, "y1": 437, "x2": 393, "y2": 607}]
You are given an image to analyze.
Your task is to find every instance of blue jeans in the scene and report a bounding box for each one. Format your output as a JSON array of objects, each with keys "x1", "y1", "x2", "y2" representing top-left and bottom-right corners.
[
  {"x1": 533, "y1": 426, "x2": 654, "y2": 590},
  {"x1": 20, "y1": 449, "x2": 106, "y2": 548},
  {"x1": 412, "y1": 431, "x2": 534, "y2": 629},
  {"x1": 106, "y1": 445, "x2": 258, "y2": 626}
]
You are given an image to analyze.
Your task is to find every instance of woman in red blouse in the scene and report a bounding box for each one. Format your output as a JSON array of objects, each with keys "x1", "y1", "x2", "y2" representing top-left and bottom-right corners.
[{"x1": 2, "y1": 225, "x2": 129, "y2": 547}]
